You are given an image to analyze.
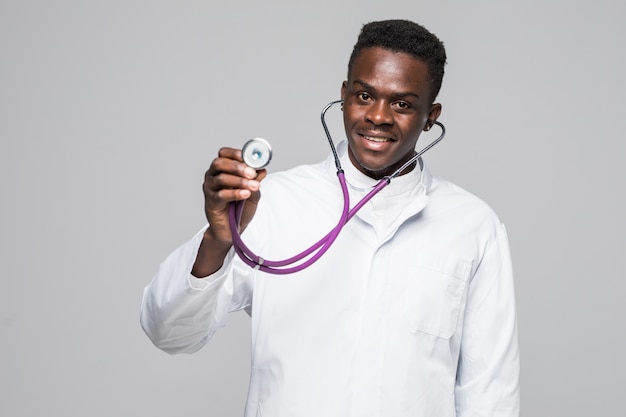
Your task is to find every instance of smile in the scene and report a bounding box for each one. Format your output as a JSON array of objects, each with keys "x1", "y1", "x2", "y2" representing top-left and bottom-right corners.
[{"x1": 362, "y1": 135, "x2": 393, "y2": 143}]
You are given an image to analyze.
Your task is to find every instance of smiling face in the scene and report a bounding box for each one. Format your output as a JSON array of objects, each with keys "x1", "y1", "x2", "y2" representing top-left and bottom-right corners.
[{"x1": 341, "y1": 47, "x2": 442, "y2": 179}]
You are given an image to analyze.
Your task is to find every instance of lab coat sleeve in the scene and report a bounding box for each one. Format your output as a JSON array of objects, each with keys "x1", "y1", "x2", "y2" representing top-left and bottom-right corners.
[
  {"x1": 140, "y1": 227, "x2": 251, "y2": 354},
  {"x1": 455, "y1": 224, "x2": 521, "y2": 416}
]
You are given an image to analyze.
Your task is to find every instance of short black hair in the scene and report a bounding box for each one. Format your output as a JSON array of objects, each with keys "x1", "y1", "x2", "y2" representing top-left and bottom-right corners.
[{"x1": 348, "y1": 20, "x2": 447, "y2": 102}]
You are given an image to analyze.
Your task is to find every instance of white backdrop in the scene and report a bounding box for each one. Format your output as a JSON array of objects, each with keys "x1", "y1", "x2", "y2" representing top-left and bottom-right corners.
[{"x1": 1, "y1": 0, "x2": 625, "y2": 415}]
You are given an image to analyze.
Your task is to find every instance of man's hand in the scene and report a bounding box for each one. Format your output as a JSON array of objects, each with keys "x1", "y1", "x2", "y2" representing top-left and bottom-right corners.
[{"x1": 191, "y1": 147, "x2": 267, "y2": 277}]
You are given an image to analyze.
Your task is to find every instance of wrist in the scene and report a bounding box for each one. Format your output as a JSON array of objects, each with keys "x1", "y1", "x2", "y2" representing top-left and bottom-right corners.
[
  {"x1": 203, "y1": 226, "x2": 233, "y2": 249},
  {"x1": 191, "y1": 227, "x2": 232, "y2": 278}
]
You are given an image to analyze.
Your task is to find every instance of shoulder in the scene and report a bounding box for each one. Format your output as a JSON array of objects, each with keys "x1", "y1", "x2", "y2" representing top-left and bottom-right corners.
[
  {"x1": 425, "y1": 174, "x2": 505, "y2": 235},
  {"x1": 261, "y1": 161, "x2": 336, "y2": 196}
]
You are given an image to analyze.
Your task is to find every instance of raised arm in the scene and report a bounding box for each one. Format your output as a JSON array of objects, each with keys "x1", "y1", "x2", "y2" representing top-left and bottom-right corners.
[{"x1": 140, "y1": 146, "x2": 265, "y2": 354}]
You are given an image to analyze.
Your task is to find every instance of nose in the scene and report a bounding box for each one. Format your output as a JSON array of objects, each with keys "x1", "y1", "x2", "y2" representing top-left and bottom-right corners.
[{"x1": 365, "y1": 101, "x2": 393, "y2": 126}]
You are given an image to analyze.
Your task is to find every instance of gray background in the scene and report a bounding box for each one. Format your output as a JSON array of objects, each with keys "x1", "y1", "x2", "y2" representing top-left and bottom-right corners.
[{"x1": 1, "y1": 0, "x2": 624, "y2": 416}]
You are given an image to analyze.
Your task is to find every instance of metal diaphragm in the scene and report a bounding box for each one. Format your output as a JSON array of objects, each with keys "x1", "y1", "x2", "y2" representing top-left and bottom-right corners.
[{"x1": 242, "y1": 138, "x2": 272, "y2": 169}]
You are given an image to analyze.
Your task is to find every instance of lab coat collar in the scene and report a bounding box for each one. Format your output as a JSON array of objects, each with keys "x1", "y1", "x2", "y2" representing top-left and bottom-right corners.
[{"x1": 325, "y1": 140, "x2": 433, "y2": 197}]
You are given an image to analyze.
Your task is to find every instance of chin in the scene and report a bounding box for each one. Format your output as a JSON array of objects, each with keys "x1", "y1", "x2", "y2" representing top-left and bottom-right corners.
[
  {"x1": 356, "y1": 160, "x2": 394, "y2": 179},
  {"x1": 348, "y1": 148, "x2": 386, "y2": 176}
]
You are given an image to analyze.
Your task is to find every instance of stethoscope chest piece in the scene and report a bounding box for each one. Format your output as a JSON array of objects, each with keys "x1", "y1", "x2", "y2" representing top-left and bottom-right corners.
[{"x1": 242, "y1": 138, "x2": 272, "y2": 169}]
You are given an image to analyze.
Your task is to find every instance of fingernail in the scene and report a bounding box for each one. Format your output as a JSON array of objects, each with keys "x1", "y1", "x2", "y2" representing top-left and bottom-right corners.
[{"x1": 244, "y1": 167, "x2": 257, "y2": 178}]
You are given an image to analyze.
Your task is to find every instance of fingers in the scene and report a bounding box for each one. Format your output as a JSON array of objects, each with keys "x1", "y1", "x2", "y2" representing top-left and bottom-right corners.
[
  {"x1": 204, "y1": 147, "x2": 266, "y2": 204},
  {"x1": 209, "y1": 147, "x2": 258, "y2": 178},
  {"x1": 206, "y1": 172, "x2": 259, "y2": 200},
  {"x1": 200, "y1": 146, "x2": 268, "y2": 246}
]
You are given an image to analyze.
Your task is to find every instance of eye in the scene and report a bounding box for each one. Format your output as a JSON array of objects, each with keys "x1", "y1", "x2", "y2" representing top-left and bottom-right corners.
[
  {"x1": 357, "y1": 92, "x2": 372, "y2": 102},
  {"x1": 393, "y1": 101, "x2": 411, "y2": 110}
]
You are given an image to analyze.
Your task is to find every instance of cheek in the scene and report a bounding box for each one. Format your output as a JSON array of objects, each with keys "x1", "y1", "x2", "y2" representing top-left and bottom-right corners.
[
  {"x1": 343, "y1": 107, "x2": 361, "y2": 128},
  {"x1": 342, "y1": 110, "x2": 351, "y2": 131},
  {"x1": 399, "y1": 118, "x2": 426, "y2": 137}
]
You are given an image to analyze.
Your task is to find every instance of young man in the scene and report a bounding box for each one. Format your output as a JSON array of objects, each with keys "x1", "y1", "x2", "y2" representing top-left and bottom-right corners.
[{"x1": 141, "y1": 20, "x2": 520, "y2": 417}]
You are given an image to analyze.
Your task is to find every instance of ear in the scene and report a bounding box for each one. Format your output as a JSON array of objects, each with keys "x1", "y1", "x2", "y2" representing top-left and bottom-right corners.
[
  {"x1": 341, "y1": 81, "x2": 347, "y2": 101},
  {"x1": 425, "y1": 103, "x2": 442, "y2": 131}
]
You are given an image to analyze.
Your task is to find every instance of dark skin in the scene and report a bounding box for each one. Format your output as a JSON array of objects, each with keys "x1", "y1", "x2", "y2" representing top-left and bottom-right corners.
[
  {"x1": 191, "y1": 149, "x2": 266, "y2": 277},
  {"x1": 341, "y1": 47, "x2": 442, "y2": 178},
  {"x1": 191, "y1": 46, "x2": 442, "y2": 277}
]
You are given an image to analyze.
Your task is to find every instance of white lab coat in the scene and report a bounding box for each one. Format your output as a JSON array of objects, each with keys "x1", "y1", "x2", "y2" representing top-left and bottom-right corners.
[{"x1": 141, "y1": 141, "x2": 520, "y2": 417}]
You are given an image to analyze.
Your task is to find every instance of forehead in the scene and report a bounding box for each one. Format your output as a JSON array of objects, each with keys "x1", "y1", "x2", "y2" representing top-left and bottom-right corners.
[{"x1": 349, "y1": 47, "x2": 431, "y2": 96}]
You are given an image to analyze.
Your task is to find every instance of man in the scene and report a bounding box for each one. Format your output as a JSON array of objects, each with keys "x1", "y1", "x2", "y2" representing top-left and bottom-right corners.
[{"x1": 141, "y1": 20, "x2": 520, "y2": 417}]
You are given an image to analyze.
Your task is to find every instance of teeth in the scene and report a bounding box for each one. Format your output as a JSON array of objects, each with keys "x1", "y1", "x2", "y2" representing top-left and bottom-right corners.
[{"x1": 364, "y1": 136, "x2": 390, "y2": 143}]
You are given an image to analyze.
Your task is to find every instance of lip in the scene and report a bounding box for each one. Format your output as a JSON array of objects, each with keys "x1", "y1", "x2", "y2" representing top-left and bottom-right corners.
[
  {"x1": 357, "y1": 131, "x2": 396, "y2": 150},
  {"x1": 362, "y1": 134, "x2": 393, "y2": 143},
  {"x1": 358, "y1": 127, "x2": 396, "y2": 140}
]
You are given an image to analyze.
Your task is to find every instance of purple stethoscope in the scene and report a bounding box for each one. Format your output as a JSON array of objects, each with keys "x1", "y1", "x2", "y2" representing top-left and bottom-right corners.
[{"x1": 228, "y1": 100, "x2": 445, "y2": 274}]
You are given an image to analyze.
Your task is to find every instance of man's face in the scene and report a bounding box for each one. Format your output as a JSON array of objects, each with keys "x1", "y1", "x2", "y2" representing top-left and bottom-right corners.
[{"x1": 341, "y1": 47, "x2": 441, "y2": 179}]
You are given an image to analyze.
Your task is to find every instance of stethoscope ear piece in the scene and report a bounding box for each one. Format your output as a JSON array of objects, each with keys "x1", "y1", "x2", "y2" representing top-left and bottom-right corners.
[{"x1": 242, "y1": 138, "x2": 272, "y2": 169}]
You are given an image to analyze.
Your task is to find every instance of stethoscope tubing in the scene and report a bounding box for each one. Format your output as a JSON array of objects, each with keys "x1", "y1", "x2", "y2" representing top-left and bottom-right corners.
[{"x1": 229, "y1": 171, "x2": 350, "y2": 274}]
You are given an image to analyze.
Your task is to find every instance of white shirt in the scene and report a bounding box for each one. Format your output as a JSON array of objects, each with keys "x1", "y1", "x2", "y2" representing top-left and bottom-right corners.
[{"x1": 141, "y1": 141, "x2": 520, "y2": 417}]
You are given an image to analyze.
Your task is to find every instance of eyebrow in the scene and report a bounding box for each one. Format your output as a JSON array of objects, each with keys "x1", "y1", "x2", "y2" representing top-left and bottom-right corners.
[{"x1": 352, "y1": 79, "x2": 421, "y2": 100}]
